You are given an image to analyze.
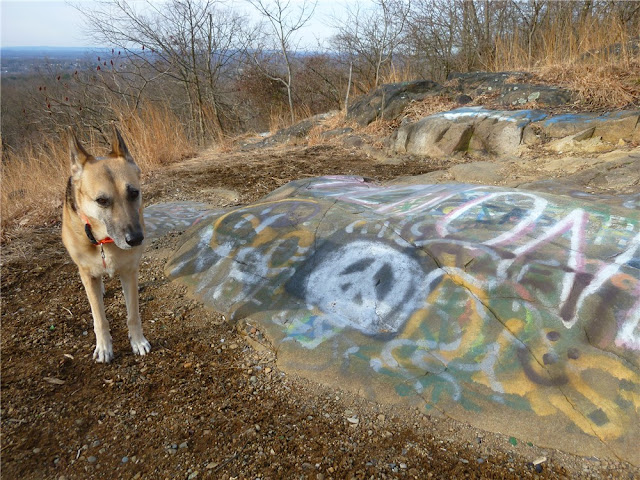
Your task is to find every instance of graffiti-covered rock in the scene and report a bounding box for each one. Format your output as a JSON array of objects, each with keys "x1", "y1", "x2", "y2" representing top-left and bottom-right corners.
[
  {"x1": 390, "y1": 107, "x2": 547, "y2": 156},
  {"x1": 532, "y1": 110, "x2": 640, "y2": 144},
  {"x1": 166, "y1": 176, "x2": 640, "y2": 466},
  {"x1": 390, "y1": 107, "x2": 640, "y2": 157}
]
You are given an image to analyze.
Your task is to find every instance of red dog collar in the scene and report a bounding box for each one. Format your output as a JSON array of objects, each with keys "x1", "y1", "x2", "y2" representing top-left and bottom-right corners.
[
  {"x1": 79, "y1": 212, "x2": 114, "y2": 246},
  {"x1": 79, "y1": 212, "x2": 113, "y2": 268}
]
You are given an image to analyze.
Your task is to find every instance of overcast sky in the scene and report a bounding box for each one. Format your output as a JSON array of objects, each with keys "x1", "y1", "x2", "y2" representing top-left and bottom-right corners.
[{"x1": 1, "y1": 0, "x2": 355, "y2": 48}]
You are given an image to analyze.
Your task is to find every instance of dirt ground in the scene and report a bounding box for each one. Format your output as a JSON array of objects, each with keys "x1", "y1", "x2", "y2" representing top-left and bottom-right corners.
[{"x1": 2, "y1": 144, "x2": 639, "y2": 480}]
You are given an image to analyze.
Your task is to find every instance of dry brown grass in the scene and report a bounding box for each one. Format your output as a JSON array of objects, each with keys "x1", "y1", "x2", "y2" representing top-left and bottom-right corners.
[
  {"x1": 531, "y1": 61, "x2": 640, "y2": 110},
  {"x1": 115, "y1": 102, "x2": 194, "y2": 170},
  {"x1": 268, "y1": 104, "x2": 314, "y2": 133},
  {"x1": 489, "y1": 7, "x2": 640, "y2": 110},
  {"x1": 381, "y1": 63, "x2": 417, "y2": 85},
  {"x1": 401, "y1": 95, "x2": 458, "y2": 122},
  {"x1": 1, "y1": 102, "x2": 193, "y2": 234},
  {"x1": 1, "y1": 138, "x2": 69, "y2": 233},
  {"x1": 306, "y1": 111, "x2": 353, "y2": 146},
  {"x1": 491, "y1": 9, "x2": 638, "y2": 71}
]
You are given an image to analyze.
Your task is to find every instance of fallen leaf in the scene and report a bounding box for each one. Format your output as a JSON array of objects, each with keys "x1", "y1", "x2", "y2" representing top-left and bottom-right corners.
[{"x1": 44, "y1": 377, "x2": 65, "y2": 385}]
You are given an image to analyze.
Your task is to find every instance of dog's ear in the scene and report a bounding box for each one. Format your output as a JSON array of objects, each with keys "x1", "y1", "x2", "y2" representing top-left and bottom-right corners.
[
  {"x1": 110, "y1": 127, "x2": 136, "y2": 164},
  {"x1": 68, "y1": 128, "x2": 91, "y2": 179}
]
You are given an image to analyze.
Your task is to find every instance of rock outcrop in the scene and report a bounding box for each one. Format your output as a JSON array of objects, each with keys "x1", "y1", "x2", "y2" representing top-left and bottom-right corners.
[
  {"x1": 447, "y1": 71, "x2": 574, "y2": 107},
  {"x1": 346, "y1": 80, "x2": 442, "y2": 126},
  {"x1": 389, "y1": 107, "x2": 640, "y2": 157},
  {"x1": 164, "y1": 176, "x2": 640, "y2": 466},
  {"x1": 345, "y1": 72, "x2": 575, "y2": 128}
]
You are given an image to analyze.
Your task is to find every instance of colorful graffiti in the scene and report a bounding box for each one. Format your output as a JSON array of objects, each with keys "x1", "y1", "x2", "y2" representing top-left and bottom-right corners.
[{"x1": 165, "y1": 176, "x2": 640, "y2": 464}]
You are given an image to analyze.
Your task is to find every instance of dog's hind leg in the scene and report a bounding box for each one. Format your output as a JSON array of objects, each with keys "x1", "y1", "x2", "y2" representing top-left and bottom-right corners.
[
  {"x1": 79, "y1": 269, "x2": 113, "y2": 363},
  {"x1": 120, "y1": 270, "x2": 151, "y2": 356}
]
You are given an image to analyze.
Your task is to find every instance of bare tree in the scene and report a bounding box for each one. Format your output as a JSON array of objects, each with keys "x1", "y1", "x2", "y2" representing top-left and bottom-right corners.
[
  {"x1": 245, "y1": 0, "x2": 317, "y2": 125},
  {"x1": 404, "y1": 0, "x2": 461, "y2": 81},
  {"x1": 510, "y1": 1, "x2": 547, "y2": 68},
  {"x1": 330, "y1": 0, "x2": 411, "y2": 91},
  {"x1": 80, "y1": 0, "x2": 249, "y2": 143}
]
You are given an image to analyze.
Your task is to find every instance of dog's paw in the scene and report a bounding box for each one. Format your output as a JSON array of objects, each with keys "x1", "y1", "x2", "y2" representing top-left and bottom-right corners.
[
  {"x1": 130, "y1": 336, "x2": 151, "y2": 356},
  {"x1": 93, "y1": 343, "x2": 114, "y2": 363}
]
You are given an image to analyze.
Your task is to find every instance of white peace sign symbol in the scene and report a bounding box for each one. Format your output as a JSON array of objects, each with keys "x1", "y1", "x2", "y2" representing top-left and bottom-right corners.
[{"x1": 304, "y1": 241, "x2": 426, "y2": 335}]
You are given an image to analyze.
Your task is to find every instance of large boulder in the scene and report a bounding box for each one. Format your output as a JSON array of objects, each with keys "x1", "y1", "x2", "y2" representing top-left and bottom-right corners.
[
  {"x1": 390, "y1": 107, "x2": 548, "y2": 156},
  {"x1": 165, "y1": 176, "x2": 640, "y2": 465},
  {"x1": 448, "y1": 71, "x2": 574, "y2": 107},
  {"x1": 346, "y1": 80, "x2": 442, "y2": 126},
  {"x1": 390, "y1": 107, "x2": 640, "y2": 157},
  {"x1": 530, "y1": 110, "x2": 640, "y2": 143}
]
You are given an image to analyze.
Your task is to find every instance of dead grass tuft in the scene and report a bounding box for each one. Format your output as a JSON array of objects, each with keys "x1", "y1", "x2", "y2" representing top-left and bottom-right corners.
[
  {"x1": 1, "y1": 102, "x2": 193, "y2": 235},
  {"x1": 306, "y1": 111, "x2": 352, "y2": 147},
  {"x1": 531, "y1": 61, "x2": 640, "y2": 110},
  {"x1": 116, "y1": 102, "x2": 195, "y2": 170},
  {"x1": 1, "y1": 138, "x2": 69, "y2": 233},
  {"x1": 402, "y1": 95, "x2": 458, "y2": 122},
  {"x1": 268, "y1": 104, "x2": 313, "y2": 133}
]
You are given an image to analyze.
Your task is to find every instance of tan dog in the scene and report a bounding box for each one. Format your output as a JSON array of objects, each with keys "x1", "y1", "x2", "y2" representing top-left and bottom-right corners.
[{"x1": 62, "y1": 127, "x2": 150, "y2": 363}]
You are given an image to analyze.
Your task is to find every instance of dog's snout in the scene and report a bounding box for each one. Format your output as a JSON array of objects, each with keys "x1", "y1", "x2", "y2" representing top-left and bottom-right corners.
[{"x1": 125, "y1": 230, "x2": 144, "y2": 247}]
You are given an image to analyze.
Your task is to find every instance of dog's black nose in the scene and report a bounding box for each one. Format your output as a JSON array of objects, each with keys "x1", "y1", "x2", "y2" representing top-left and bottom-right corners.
[{"x1": 126, "y1": 230, "x2": 144, "y2": 247}]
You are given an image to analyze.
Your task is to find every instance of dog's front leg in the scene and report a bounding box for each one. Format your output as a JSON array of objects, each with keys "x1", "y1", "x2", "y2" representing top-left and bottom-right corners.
[
  {"x1": 79, "y1": 269, "x2": 113, "y2": 363},
  {"x1": 120, "y1": 270, "x2": 151, "y2": 356}
]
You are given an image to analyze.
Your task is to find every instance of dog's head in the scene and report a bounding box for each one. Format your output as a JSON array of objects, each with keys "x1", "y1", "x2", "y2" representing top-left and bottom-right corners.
[{"x1": 68, "y1": 127, "x2": 144, "y2": 250}]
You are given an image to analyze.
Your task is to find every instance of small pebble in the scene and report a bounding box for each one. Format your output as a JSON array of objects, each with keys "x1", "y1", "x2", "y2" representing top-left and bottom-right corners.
[
  {"x1": 187, "y1": 472, "x2": 199, "y2": 479},
  {"x1": 91, "y1": 440, "x2": 101, "y2": 448},
  {"x1": 87, "y1": 456, "x2": 97, "y2": 463},
  {"x1": 122, "y1": 456, "x2": 129, "y2": 463},
  {"x1": 179, "y1": 442, "x2": 188, "y2": 449},
  {"x1": 32, "y1": 448, "x2": 41, "y2": 454}
]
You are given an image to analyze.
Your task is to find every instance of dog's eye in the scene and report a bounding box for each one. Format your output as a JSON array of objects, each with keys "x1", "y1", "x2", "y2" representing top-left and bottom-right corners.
[
  {"x1": 128, "y1": 189, "x2": 140, "y2": 201},
  {"x1": 96, "y1": 197, "x2": 111, "y2": 207}
]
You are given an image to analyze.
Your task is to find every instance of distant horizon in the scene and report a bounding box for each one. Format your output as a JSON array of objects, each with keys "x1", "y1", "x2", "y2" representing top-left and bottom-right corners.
[
  {"x1": 2, "y1": 45, "x2": 101, "y2": 49},
  {"x1": 1, "y1": 0, "x2": 358, "y2": 50}
]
